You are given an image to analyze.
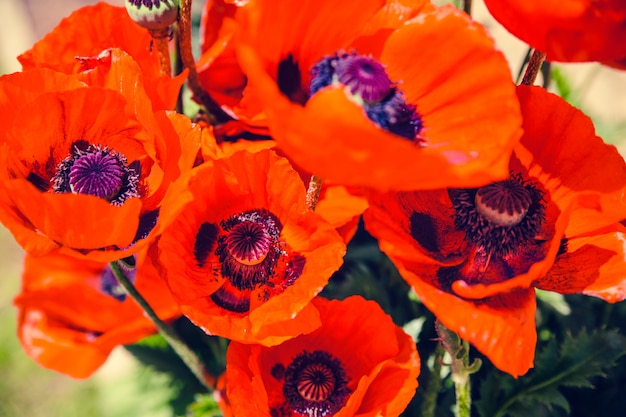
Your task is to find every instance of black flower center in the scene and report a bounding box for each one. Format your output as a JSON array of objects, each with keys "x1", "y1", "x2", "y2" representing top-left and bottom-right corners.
[
  {"x1": 282, "y1": 350, "x2": 351, "y2": 417},
  {"x1": 225, "y1": 220, "x2": 271, "y2": 266},
  {"x1": 452, "y1": 173, "x2": 546, "y2": 257},
  {"x1": 52, "y1": 143, "x2": 140, "y2": 205},
  {"x1": 308, "y1": 52, "x2": 423, "y2": 143},
  {"x1": 216, "y1": 210, "x2": 283, "y2": 291}
]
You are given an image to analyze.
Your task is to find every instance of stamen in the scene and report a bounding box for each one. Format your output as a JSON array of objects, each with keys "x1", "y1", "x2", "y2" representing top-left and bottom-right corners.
[
  {"x1": 225, "y1": 220, "x2": 271, "y2": 265},
  {"x1": 475, "y1": 179, "x2": 532, "y2": 227},
  {"x1": 451, "y1": 174, "x2": 546, "y2": 257},
  {"x1": 366, "y1": 91, "x2": 424, "y2": 142}
]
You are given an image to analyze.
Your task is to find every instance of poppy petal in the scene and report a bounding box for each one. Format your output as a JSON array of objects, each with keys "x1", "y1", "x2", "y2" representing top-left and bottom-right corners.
[{"x1": 536, "y1": 223, "x2": 626, "y2": 303}]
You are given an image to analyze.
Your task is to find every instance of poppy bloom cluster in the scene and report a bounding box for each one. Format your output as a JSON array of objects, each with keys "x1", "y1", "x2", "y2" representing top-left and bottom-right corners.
[{"x1": 1, "y1": 1, "x2": 626, "y2": 416}]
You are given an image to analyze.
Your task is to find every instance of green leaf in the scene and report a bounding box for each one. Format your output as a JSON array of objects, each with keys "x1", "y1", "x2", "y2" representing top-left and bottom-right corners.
[
  {"x1": 551, "y1": 66, "x2": 576, "y2": 106},
  {"x1": 187, "y1": 394, "x2": 224, "y2": 417},
  {"x1": 475, "y1": 328, "x2": 626, "y2": 417}
]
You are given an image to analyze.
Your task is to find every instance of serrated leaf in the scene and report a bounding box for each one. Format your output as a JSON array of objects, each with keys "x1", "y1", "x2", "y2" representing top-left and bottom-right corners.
[{"x1": 476, "y1": 328, "x2": 626, "y2": 417}]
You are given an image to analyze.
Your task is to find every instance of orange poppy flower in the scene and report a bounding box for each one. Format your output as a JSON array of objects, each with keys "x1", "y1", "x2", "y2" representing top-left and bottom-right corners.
[
  {"x1": 14, "y1": 249, "x2": 180, "y2": 378},
  {"x1": 0, "y1": 63, "x2": 198, "y2": 261},
  {"x1": 226, "y1": 296, "x2": 420, "y2": 417},
  {"x1": 158, "y1": 149, "x2": 346, "y2": 346},
  {"x1": 484, "y1": 0, "x2": 626, "y2": 67},
  {"x1": 213, "y1": 373, "x2": 234, "y2": 417},
  {"x1": 363, "y1": 85, "x2": 626, "y2": 377},
  {"x1": 18, "y1": 2, "x2": 185, "y2": 110},
  {"x1": 234, "y1": 0, "x2": 522, "y2": 191}
]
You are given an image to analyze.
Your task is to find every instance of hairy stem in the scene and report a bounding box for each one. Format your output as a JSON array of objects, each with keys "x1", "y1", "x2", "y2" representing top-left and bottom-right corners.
[
  {"x1": 436, "y1": 320, "x2": 481, "y2": 417},
  {"x1": 110, "y1": 260, "x2": 215, "y2": 390},
  {"x1": 151, "y1": 28, "x2": 172, "y2": 76},
  {"x1": 420, "y1": 344, "x2": 445, "y2": 417},
  {"x1": 521, "y1": 49, "x2": 547, "y2": 86}
]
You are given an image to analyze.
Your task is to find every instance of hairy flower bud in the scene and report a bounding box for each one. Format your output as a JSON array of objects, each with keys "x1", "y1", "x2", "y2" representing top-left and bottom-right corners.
[{"x1": 125, "y1": 0, "x2": 180, "y2": 31}]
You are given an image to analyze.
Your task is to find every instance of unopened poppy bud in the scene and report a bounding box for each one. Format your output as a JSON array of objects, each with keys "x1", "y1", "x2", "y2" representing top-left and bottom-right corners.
[{"x1": 125, "y1": 0, "x2": 180, "y2": 32}]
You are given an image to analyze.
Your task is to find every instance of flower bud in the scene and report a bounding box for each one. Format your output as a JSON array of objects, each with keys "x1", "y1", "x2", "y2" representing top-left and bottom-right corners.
[{"x1": 125, "y1": 0, "x2": 180, "y2": 32}]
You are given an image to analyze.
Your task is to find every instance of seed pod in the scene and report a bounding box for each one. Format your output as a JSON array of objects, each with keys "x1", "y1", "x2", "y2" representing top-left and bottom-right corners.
[{"x1": 125, "y1": 0, "x2": 180, "y2": 31}]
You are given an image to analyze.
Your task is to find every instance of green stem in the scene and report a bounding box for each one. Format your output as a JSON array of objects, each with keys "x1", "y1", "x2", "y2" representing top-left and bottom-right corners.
[
  {"x1": 109, "y1": 260, "x2": 214, "y2": 390},
  {"x1": 436, "y1": 321, "x2": 481, "y2": 417},
  {"x1": 420, "y1": 344, "x2": 444, "y2": 417},
  {"x1": 453, "y1": 341, "x2": 472, "y2": 417}
]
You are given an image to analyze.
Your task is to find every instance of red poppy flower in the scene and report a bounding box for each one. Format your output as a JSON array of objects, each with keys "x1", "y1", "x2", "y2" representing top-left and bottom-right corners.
[
  {"x1": 197, "y1": 0, "x2": 247, "y2": 110},
  {"x1": 158, "y1": 149, "x2": 346, "y2": 345},
  {"x1": 484, "y1": 0, "x2": 626, "y2": 67},
  {"x1": 226, "y1": 296, "x2": 420, "y2": 417},
  {"x1": 14, "y1": 249, "x2": 180, "y2": 378},
  {"x1": 363, "y1": 85, "x2": 626, "y2": 377},
  {"x1": 18, "y1": 2, "x2": 185, "y2": 110},
  {"x1": 0, "y1": 61, "x2": 198, "y2": 261},
  {"x1": 234, "y1": 0, "x2": 522, "y2": 191}
]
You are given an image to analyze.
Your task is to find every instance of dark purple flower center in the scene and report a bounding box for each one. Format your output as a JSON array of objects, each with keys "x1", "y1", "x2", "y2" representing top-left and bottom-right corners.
[
  {"x1": 52, "y1": 143, "x2": 140, "y2": 206},
  {"x1": 451, "y1": 173, "x2": 546, "y2": 257},
  {"x1": 192, "y1": 209, "x2": 307, "y2": 314},
  {"x1": 68, "y1": 152, "x2": 125, "y2": 200},
  {"x1": 309, "y1": 52, "x2": 423, "y2": 143},
  {"x1": 282, "y1": 350, "x2": 351, "y2": 417},
  {"x1": 334, "y1": 55, "x2": 393, "y2": 102},
  {"x1": 225, "y1": 220, "x2": 271, "y2": 266}
]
